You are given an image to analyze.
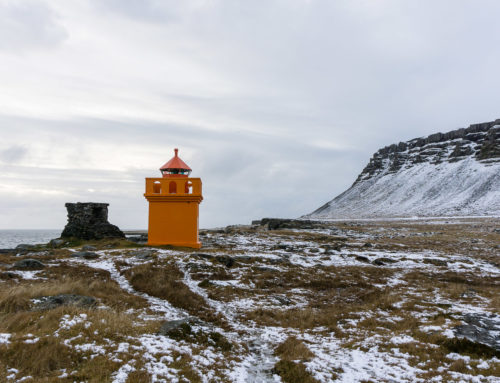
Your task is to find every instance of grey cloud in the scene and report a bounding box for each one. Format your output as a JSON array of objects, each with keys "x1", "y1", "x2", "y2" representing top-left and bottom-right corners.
[
  {"x1": 0, "y1": 145, "x2": 28, "y2": 164},
  {"x1": 0, "y1": 0, "x2": 67, "y2": 52},
  {"x1": 93, "y1": 0, "x2": 180, "y2": 23}
]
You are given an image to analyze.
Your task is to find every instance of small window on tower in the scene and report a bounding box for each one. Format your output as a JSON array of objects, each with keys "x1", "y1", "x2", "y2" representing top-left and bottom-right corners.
[
  {"x1": 169, "y1": 181, "x2": 177, "y2": 194},
  {"x1": 153, "y1": 181, "x2": 161, "y2": 194}
]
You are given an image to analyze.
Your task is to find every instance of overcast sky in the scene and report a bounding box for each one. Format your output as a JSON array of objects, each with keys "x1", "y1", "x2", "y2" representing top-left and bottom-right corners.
[{"x1": 1, "y1": 0, "x2": 499, "y2": 230}]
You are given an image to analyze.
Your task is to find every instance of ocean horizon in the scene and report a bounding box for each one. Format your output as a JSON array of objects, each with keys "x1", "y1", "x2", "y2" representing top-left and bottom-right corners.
[
  {"x1": 0, "y1": 229, "x2": 149, "y2": 249},
  {"x1": 0, "y1": 229, "x2": 62, "y2": 249}
]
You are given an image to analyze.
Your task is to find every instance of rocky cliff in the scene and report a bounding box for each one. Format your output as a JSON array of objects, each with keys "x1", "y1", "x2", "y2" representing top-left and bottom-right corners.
[{"x1": 306, "y1": 119, "x2": 500, "y2": 219}]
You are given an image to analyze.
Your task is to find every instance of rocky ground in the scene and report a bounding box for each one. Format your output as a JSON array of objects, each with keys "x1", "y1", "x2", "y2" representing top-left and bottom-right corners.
[{"x1": 0, "y1": 217, "x2": 499, "y2": 382}]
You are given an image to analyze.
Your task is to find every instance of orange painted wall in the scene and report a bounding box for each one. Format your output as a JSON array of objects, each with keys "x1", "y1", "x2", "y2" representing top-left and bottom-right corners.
[{"x1": 144, "y1": 177, "x2": 203, "y2": 248}]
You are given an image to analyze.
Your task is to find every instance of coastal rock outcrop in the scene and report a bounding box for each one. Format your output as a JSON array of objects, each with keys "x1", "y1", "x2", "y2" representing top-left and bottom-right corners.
[
  {"x1": 61, "y1": 202, "x2": 124, "y2": 240},
  {"x1": 306, "y1": 119, "x2": 500, "y2": 219}
]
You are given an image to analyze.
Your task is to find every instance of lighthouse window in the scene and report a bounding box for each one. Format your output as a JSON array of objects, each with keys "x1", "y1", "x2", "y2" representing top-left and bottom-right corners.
[
  {"x1": 169, "y1": 181, "x2": 177, "y2": 194},
  {"x1": 153, "y1": 181, "x2": 161, "y2": 194}
]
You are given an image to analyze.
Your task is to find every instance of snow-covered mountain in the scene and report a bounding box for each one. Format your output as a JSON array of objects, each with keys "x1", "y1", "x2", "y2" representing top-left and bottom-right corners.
[{"x1": 306, "y1": 119, "x2": 500, "y2": 219}]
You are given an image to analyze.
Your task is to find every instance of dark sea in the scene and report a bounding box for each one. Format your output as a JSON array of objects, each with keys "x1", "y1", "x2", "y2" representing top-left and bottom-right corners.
[{"x1": 0, "y1": 230, "x2": 62, "y2": 249}]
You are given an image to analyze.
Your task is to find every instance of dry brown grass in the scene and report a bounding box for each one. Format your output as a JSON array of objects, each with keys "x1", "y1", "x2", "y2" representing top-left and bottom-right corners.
[
  {"x1": 272, "y1": 360, "x2": 319, "y2": 383},
  {"x1": 275, "y1": 336, "x2": 314, "y2": 361},
  {"x1": 0, "y1": 305, "x2": 160, "y2": 381},
  {"x1": 0, "y1": 267, "x2": 148, "y2": 315},
  {"x1": 0, "y1": 337, "x2": 81, "y2": 379},
  {"x1": 123, "y1": 262, "x2": 227, "y2": 327}
]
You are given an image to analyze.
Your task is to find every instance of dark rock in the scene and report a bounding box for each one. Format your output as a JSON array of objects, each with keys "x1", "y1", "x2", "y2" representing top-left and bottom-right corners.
[
  {"x1": 70, "y1": 251, "x2": 100, "y2": 259},
  {"x1": 15, "y1": 244, "x2": 37, "y2": 250},
  {"x1": 61, "y1": 202, "x2": 125, "y2": 240},
  {"x1": 272, "y1": 295, "x2": 292, "y2": 306},
  {"x1": 0, "y1": 249, "x2": 15, "y2": 254},
  {"x1": 13, "y1": 259, "x2": 45, "y2": 269},
  {"x1": 82, "y1": 245, "x2": 97, "y2": 251},
  {"x1": 259, "y1": 218, "x2": 326, "y2": 230},
  {"x1": 158, "y1": 318, "x2": 193, "y2": 338},
  {"x1": 372, "y1": 257, "x2": 398, "y2": 266},
  {"x1": 192, "y1": 253, "x2": 214, "y2": 260},
  {"x1": 423, "y1": 258, "x2": 448, "y2": 267},
  {"x1": 215, "y1": 255, "x2": 235, "y2": 268},
  {"x1": 48, "y1": 239, "x2": 65, "y2": 248},
  {"x1": 132, "y1": 249, "x2": 155, "y2": 260},
  {"x1": 363, "y1": 243, "x2": 373, "y2": 248},
  {"x1": 198, "y1": 279, "x2": 211, "y2": 288},
  {"x1": 126, "y1": 233, "x2": 148, "y2": 243},
  {"x1": 308, "y1": 248, "x2": 320, "y2": 253},
  {"x1": 454, "y1": 313, "x2": 500, "y2": 352},
  {"x1": 33, "y1": 294, "x2": 96, "y2": 310},
  {"x1": 355, "y1": 255, "x2": 370, "y2": 263}
]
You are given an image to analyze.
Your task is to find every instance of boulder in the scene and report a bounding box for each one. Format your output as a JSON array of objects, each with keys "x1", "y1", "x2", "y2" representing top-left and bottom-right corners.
[
  {"x1": 158, "y1": 318, "x2": 193, "y2": 338},
  {"x1": 61, "y1": 202, "x2": 124, "y2": 240},
  {"x1": 82, "y1": 245, "x2": 97, "y2": 251},
  {"x1": 71, "y1": 251, "x2": 100, "y2": 259},
  {"x1": 13, "y1": 259, "x2": 45, "y2": 269},
  {"x1": 372, "y1": 257, "x2": 398, "y2": 266},
  {"x1": 423, "y1": 258, "x2": 448, "y2": 267},
  {"x1": 131, "y1": 249, "x2": 155, "y2": 260},
  {"x1": 15, "y1": 244, "x2": 37, "y2": 251},
  {"x1": 454, "y1": 313, "x2": 500, "y2": 352},
  {"x1": 215, "y1": 255, "x2": 235, "y2": 268},
  {"x1": 33, "y1": 294, "x2": 96, "y2": 310},
  {"x1": 48, "y1": 239, "x2": 65, "y2": 248},
  {"x1": 355, "y1": 255, "x2": 370, "y2": 263}
]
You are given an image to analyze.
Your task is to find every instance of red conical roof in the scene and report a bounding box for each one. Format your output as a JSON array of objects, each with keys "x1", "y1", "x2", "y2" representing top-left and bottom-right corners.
[{"x1": 160, "y1": 148, "x2": 192, "y2": 171}]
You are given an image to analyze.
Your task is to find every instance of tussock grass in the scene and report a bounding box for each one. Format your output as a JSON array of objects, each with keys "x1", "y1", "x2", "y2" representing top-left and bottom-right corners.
[
  {"x1": 275, "y1": 336, "x2": 314, "y2": 361},
  {"x1": 273, "y1": 360, "x2": 319, "y2": 383}
]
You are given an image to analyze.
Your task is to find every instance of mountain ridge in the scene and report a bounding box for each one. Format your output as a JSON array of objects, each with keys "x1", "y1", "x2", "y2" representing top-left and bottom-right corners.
[{"x1": 306, "y1": 119, "x2": 500, "y2": 219}]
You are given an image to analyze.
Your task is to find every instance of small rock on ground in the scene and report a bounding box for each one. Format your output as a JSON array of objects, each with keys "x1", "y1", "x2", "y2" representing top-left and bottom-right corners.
[{"x1": 13, "y1": 259, "x2": 45, "y2": 269}]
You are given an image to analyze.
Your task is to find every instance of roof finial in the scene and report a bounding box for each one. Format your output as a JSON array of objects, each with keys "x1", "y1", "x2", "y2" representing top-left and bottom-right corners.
[{"x1": 174, "y1": 148, "x2": 178, "y2": 157}]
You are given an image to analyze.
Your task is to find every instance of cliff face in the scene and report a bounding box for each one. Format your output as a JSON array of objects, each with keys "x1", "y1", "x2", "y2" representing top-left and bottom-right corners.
[{"x1": 307, "y1": 120, "x2": 500, "y2": 219}]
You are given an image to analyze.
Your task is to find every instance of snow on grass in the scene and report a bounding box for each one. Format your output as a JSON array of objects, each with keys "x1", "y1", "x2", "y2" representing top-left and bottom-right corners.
[
  {"x1": 68, "y1": 256, "x2": 185, "y2": 319},
  {"x1": 8, "y1": 270, "x2": 44, "y2": 280},
  {"x1": 0, "y1": 333, "x2": 11, "y2": 344},
  {"x1": 112, "y1": 363, "x2": 135, "y2": 383}
]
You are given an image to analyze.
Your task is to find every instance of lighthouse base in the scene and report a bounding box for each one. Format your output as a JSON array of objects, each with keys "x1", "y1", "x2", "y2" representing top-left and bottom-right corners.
[{"x1": 147, "y1": 240, "x2": 202, "y2": 249}]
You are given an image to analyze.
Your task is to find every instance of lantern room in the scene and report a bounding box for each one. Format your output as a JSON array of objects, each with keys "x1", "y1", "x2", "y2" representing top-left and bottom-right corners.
[{"x1": 159, "y1": 148, "x2": 192, "y2": 177}]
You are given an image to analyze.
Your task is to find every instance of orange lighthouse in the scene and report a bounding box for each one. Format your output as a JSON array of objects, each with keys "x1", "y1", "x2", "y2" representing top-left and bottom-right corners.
[{"x1": 144, "y1": 149, "x2": 203, "y2": 248}]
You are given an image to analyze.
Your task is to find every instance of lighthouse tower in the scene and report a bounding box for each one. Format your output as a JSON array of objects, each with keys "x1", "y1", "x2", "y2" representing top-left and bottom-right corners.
[{"x1": 144, "y1": 149, "x2": 203, "y2": 248}]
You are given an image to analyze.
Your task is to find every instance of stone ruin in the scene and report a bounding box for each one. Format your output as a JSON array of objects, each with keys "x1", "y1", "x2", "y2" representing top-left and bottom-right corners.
[{"x1": 61, "y1": 202, "x2": 125, "y2": 240}]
